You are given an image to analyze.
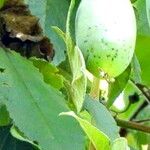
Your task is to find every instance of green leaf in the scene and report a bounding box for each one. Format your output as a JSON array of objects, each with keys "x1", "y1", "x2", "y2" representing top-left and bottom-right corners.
[
  {"x1": 112, "y1": 138, "x2": 130, "y2": 150},
  {"x1": 146, "y1": 0, "x2": 150, "y2": 28},
  {"x1": 60, "y1": 111, "x2": 111, "y2": 150},
  {"x1": 0, "y1": 48, "x2": 85, "y2": 150},
  {"x1": 135, "y1": 35, "x2": 150, "y2": 85},
  {"x1": 131, "y1": 54, "x2": 141, "y2": 83},
  {"x1": 0, "y1": 102, "x2": 10, "y2": 126},
  {"x1": 134, "y1": 0, "x2": 150, "y2": 36},
  {"x1": 84, "y1": 96, "x2": 119, "y2": 141},
  {"x1": 134, "y1": 0, "x2": 150, "y2": 85},
  {"x1": 30, "y1": 58, "x2": 64, "y2": 90},
  {"x1": 25, "y1": 0, "x2": 70, "y2": 65},
  {"x1": 107, "y1": 66, "x2": 131, "y2": 108},
  {"x1": 0, "y1": 126, "x2": 35, "y2": 150}
]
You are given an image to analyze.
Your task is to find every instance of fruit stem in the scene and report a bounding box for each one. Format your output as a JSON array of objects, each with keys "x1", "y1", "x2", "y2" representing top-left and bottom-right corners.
[
  {"x1": 89, "y1": 77, "x2": 100, "y2": 100},
  {"x1": 99, "y1": 79, "x2": 109, "y2": 101},
  {"x1": 89, "y1": 76, "x2": 109, "y2": 101}
]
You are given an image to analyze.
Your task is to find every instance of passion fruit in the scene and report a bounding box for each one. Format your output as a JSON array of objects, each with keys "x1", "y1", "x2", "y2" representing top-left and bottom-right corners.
[{"x1": 75, "y1": 0, "x2": 136, "y2": 78}]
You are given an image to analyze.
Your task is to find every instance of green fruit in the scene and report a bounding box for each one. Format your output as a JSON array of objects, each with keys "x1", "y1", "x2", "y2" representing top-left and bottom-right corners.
[{"x1": 75, "y1": 0, "x2": 136, "y2": 78}]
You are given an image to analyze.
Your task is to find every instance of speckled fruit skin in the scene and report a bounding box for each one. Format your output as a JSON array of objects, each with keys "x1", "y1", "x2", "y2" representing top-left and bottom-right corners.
[{"x1": 75, "y1": 0, "x2": 136, "y2": 78}]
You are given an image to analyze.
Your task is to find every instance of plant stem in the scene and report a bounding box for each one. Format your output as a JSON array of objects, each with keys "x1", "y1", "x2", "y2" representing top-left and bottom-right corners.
[
  {"x1": 89, "y1": 77, "x2": 100, "y2": 100},
  {"x1": 133, "y1": 119, "x2": 150, "y2": 123},
  {"x1": 116, "y1": 118, "x2": 150, "y2": 133}
]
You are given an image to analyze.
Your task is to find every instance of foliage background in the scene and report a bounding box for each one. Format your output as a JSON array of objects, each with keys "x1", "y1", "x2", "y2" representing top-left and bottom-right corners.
[{"x1": 0, "y1": 0, "x2": 149, "y2": 150}]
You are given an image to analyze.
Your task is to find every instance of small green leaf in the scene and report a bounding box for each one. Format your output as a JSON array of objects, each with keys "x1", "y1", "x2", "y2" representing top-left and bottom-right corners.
[
  {"x1": 107, "y1": 66, "x2": 131, "y2": 108},
  {"x1": 84, "y1": 96, "x2": 119, "y2": 141},
  {"x1": 60, "y1": 111, "x2": 111, "y2": 150},
  {"x1": 31, "y1": 58, "x2": 64, "y2": 90},
  {"x1": 112, "y1": 138, "x2": 130, "y2": 150}
]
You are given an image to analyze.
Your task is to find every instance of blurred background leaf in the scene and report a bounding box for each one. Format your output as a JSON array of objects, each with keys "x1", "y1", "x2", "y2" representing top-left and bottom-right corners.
[
  {"x1": 132, "y1": 105, "x2": 150, "y2": 146},
  {"x1": 134, "y1": 0, "x2": 150, "y2": 85},
  {"x1": 25, "y1": 0, "x2": 70, "y2": 65},
  {"x1": 127, "y1": 105, "x2": 150, "y2": 150},
  {"x1": 0, "y1": 126, "x2": 36, "y2": 150}
]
